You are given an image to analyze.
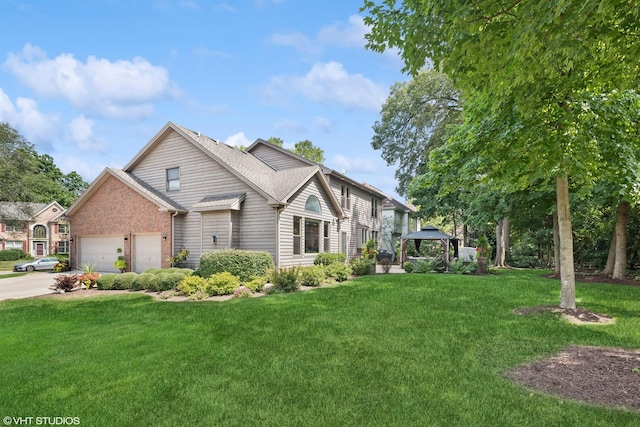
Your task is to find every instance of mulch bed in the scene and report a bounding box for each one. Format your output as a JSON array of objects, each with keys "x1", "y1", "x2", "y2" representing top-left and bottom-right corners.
[{"x1": 505, "y1": 346, "x2": 640, "y2": 411}]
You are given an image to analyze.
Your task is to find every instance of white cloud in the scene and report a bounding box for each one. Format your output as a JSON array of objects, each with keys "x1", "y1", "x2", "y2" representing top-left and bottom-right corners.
[
  {"x1": 2, "y1": 44, "x2": 179, "y2": 119},
  {"x1": 68, "y1": 116, "x2": 107, "y2": 152},
  {"x1": 317, "y1": 15, "x2": 368, "y2": 48},
  {"x1": 224, "y1": 131, "x2": 252, "y2": 147},
  {"x1": 266, "y1": 61, "x2": 387, "y2": 111},
  {"x1": 0, "y1": 88, "x2": 60, "y2": 148},
  {"x1": 331, "y1": 154, "x2": 377, "y2": 174}
]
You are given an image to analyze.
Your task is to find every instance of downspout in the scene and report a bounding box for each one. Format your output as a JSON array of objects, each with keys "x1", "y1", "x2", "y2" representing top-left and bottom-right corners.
[{"x1": 275, "y1": 207, "x2": 281, "y2": 271}]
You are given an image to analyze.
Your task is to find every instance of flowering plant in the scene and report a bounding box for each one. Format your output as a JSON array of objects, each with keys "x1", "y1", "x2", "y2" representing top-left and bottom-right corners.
[{"x1": 233, "y1": 285, "x2": 252, "y2": 298}]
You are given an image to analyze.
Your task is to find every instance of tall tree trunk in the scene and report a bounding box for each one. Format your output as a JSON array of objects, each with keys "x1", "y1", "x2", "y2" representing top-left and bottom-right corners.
[
  {"x1": 603, "y1": 232, "x2": 616, "y2": 276},
  {"x1": 503, "y1": 218, "x2": 510, "y2": 263},
  {"x1": 494, "y1": 218, "x2": 508, "y2": 267},
  {"x1": 612, "y1": 200, "x2": 630, "y2": 280},
  {"x1": 552, "y1": 211, "x2": 560, "y2": 274},
  {"x1": 463, "y1": 224, "x2": 468, "y2": 247},
  {"x1": 557, "y1": 176, "x2": 576, "y2": 309}
]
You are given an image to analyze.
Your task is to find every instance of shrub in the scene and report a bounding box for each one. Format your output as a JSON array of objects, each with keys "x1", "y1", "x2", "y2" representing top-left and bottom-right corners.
[
  {"x1": 188, "y1": 290, "x2": 208, "y2": 301},
  {"x1": 79, "y1": 272, "x2": 100, "y2": 289},
  {"x1": 324, "y1": 262, "x2": 352, "y2": 282},
  {"x1": 132, "y1": 273, "x2": 156, "y2": 291},
  {"x1": 199, "y1": 249, "x2": 274, "y2": 282},
  {"x1": 50, "y1": 274, "x2": 78, "y2": 292},
  {"x1": 379, "y1": 258, "x2": 392, "y2": 273},
  {"x1": 178, "y1": 275, "x2": 208, "y2": 296},
  {"x1": 299, "y1": 265, "x2": 325, "y2": 287},
  {"x1": 233, "y1": 286, "x2": 252, "y2": 298},
  {"x1": 413, "y1": 258, "x2": 442, "y2": 274},
  {"x1": 314, "y1": 252, "x2": 346, "y2": 266},
  {"x1": 54, "y1": 260, "x2": 70, "y2": 272},
  {"x1": 449, "y1": 260, "x2": 477, "y2": 275},
  {"x1": 113, "y1": 272, "x2": 138, "y2": 290},
  {"x1": 96, "y1": 274, "x2": 118, "y2": 290},
  {"x1": 242, "y1": 276, "x2": 268, "y2": 292},
  {"x1": 350, "y1": 257, "x2": 372, "y2": 276},
  {"x1": 403, "y1": 262, "x2": 414, "y2": 273},
  {"x1": 269, "y1": 267, "x2": 300, "y2": 293},
  {"x1": 142, "y1": 268, "x2": 164, "y2": 275},
  {"x1": 0, "y1": 249, "x2": 31, "y2": 261},
  {"x1": 160, "y1": 272, "x2": 187, "y2": 291},
  {"x1": 205, "y1": 272, "x2": 240, "y2": 296}
]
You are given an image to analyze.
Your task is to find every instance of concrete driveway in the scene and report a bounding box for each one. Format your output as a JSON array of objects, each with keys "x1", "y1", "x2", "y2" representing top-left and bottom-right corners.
[{"x1": 0, "y1": 271, "x2": 61, "y2": 301}]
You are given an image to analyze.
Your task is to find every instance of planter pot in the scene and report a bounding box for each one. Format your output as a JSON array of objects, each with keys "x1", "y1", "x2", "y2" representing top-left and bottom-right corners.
[{"x1": 477, "y1": 256, "x2": 488, "y2": 274}]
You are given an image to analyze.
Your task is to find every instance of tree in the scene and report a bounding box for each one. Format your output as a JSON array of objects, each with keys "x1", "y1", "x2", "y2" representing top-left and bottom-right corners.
[
  {"x1": 291, "y1": 140, "x2": 325, "y2": 164},
  {"x1": 267, "y1": 137, "x2": 284, "y2": 147},
  {"x1": 362, "y1": 0, "x2": 640, "y2": 309},
  {"x1": 371, "y1": 69, "x2": 462, "y2": 197}
]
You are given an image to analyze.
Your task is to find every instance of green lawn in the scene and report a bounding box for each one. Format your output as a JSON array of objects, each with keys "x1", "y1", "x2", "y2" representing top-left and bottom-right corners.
[
  {"x1": 1, "y1": 270, "x2": 639, "y2": 426},
  {"x1": 0, "y1": 259, "x2": 29, "y2": 271}
]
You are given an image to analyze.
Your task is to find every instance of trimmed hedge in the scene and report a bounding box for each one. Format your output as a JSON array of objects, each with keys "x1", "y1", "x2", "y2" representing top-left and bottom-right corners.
[
  {"x1": 0, "y1": 249, "x2": 31, "y2": 261},
  {"x1": 96, "y1": 274, "x2": 118, "y2": 290},
  {"x1": 199, "y1": 249, "x2": 274, "y2": 282}
]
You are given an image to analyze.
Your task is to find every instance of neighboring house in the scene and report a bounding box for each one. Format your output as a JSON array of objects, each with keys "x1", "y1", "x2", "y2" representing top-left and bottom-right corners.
[
  {"x1": 0, "y1": 202, "x2": 69, "y2": 257},
  {"x1": 380, "y1": 197, "x2": 419, "y2": 257},
  {"x1": 65, "y1": 122, "x2": 385, "y2": 272}
]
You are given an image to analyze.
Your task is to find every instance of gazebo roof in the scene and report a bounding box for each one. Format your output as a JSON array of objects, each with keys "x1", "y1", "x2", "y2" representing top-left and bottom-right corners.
[{"x1": 401, "y1": 225, "x2": 456, "y2": 241}]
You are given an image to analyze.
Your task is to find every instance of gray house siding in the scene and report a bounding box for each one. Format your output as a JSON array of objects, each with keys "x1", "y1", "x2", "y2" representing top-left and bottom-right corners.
[
  {"x1": 127, "y1": 129, "x2": 272, "y2": 267},
  {"x1": 279, "y1": 177, "x2": 338, "y2": 267},
  {"x1": 250, "y1": 144, "x2": 310, "y2": 171}
]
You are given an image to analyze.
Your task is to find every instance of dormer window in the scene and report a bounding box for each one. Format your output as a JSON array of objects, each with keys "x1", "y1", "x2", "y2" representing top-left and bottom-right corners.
[{"x1": 166, "y1": 168, "x2": 180, "y2": 191}]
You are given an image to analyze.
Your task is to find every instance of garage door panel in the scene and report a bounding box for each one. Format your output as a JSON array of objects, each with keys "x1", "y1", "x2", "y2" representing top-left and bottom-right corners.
[
  {"x1": 78, "y1": 235, "x2": 123, "y2": 273},
  {"x1": 133, "y1": 233, "x2": 161, "y2": 273}
]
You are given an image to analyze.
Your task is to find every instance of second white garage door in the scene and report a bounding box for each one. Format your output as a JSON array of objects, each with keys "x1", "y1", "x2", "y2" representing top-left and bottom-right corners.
[
  {"x1": 78, "y1": 235, "x2": 124, "y2": 273},
  {"x1": 132, "y1": 233, "x2": 162, "y2": 273}
]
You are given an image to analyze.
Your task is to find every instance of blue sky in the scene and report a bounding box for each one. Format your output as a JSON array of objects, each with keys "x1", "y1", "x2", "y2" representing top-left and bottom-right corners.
[{"x1": 0, "y1": 0, "x2": 409, "y2": 200}]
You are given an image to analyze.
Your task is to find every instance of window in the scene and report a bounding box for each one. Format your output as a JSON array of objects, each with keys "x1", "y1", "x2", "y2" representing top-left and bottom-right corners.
[
  {"x1": 293, "y1": 216, "x2": 301, "y2": 255},
  {"x1": 305, "y1": 195, "x2": 321, "y2": 213},
  {"x1": 5, "y1": 222, "x2": 24, "y2": 233},
  {"x1": 371, "y1": 231, "x2": 379, "y2": 246},
  {"x1": 360, "y1": 229, "x2": 368, "y2": 247},
  {"x1": 323, "y1": 221, "x2": 330, "y2": 252},
  {"x1": 58, "y1": 223, "x2": 69, "y2": 234},
  {"x1": 57, "y1": 241, "x2": 69, "y2": 254},
  {"x1": 305, "y1": 219, "x2": 320, "y2": 253},
  {"x1": 33, "y1": 225, "x2": 47, "y2": 239},
  {"x1": 5, "y1": 241, "x2": 22, "y2": 250},
  {"x1": 166, "y1": 167, "x2": 180, "y2": 191},
  {"x1": 341, "y1": 185, "x2": 350, "y2": 210},
  {"x1": 371, "y1": 198, "x2": 378, "y2": 218}
]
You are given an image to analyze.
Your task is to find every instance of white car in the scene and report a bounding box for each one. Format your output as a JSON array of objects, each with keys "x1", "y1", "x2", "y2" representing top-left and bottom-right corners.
[{"x1": 13, "y1": 257, "x2": 60, "y2": 272}]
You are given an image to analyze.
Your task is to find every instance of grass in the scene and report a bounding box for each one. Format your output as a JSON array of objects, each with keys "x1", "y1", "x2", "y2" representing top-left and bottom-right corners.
[
  {"x1": 0, "y1": 270, "x2": 639, "y2": 426},
  {"x1": 0, "y1": 272, "x2": 27, "y2": 279},
  {"x1": 0, "y1": 259, "x2": 30, "y2": 271}
]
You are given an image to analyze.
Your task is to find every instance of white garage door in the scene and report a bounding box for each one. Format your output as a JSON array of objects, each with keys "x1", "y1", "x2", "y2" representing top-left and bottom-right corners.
[
  {"x1": 78, "y1": 235, "x2": 124, "y2": 273},
  {"x1": 132, "y1": 233, "x2": 161, "y2": 273}
]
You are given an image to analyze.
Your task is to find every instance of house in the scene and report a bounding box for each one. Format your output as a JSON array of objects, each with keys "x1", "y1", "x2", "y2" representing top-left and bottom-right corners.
[
  {"x1": 380, "y1": 197, "x2": 419, "y2": 257},
  {"x1": 65, "y1": 122, "x2": 385, "y2": 272},
  {"x1": 0, "y1": 202, "x2": 69, "y2": 257}
]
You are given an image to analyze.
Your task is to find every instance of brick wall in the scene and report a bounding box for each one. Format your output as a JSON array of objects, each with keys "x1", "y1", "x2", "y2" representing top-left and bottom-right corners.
[{"x1": 69, "y1": 175, "x2": 173, "y2": 269}]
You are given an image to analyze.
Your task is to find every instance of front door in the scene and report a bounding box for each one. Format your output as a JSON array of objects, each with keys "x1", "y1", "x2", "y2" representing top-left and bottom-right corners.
[{"x1": 35, "y1": 242, "x2": 45, "y2": 256}]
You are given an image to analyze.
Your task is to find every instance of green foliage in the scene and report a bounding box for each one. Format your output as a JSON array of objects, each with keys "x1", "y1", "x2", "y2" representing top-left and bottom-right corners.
[
  {"x1": 269, "y1": 267, "x2": 300, "y2": 293},
  {"x1": 205, "y1": 272, "x2": 240, "y2": 296},
  {"x1": 242, "y1": 276, "x2": 268, "y2": 292},
  {"x1": 0, "y1": 249, "x2": 30, "y2": 261},
  {"x1": 199, "y1": 249, "x2": 274, "y2": 282},
  {"x1": 349, "y1": 257, "x2": 372, "y2": 276},
  {"x1": 233, "y1": 286, "x2": 252, "y2": 298},
  {"x1": 132, "y1": 273, "x2": 156, "y2": 291},
  {"x1": 113, "y1": 272, "x2": 137, "y2": 290},
  {"x1": 448, "y1": 260, "x2": 476, "y2": 275},
  {"x1": 403, "y1": 262, "x2": 414, "y2": 273},
  {"x1": 168, "y1": 248, "x2": 189, "y2": 267},
  {"x1": 299, "y1": 266, "x2": 325, "y2": 287},
  {"x1": 324, "y1": 262, "x2": 352, "y2": 282},
  {"x1": 178, "y1": 275, "x2": 208, "y2": 296},
  {"x1": 49, "y1": 274, "x2": 78, "y2": 292},
  {"x1": 54, "y1": 260, "x2": 70, "y2": 272},
  {"x1": 370, "y1": 69, "x2": 462, "y2": 197},
  {"x1": 314, "y1": 252, "x2": 346, "y2": 266},
  {"x1": 95, "y1": 274, "x2": 118, "y2": 290},
  {"x1": 413, "y1": 258, "x2": 442, "y2": 274},
  {"x1": 291, "y1": 139, "x2": 325, "y2": 163}
]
